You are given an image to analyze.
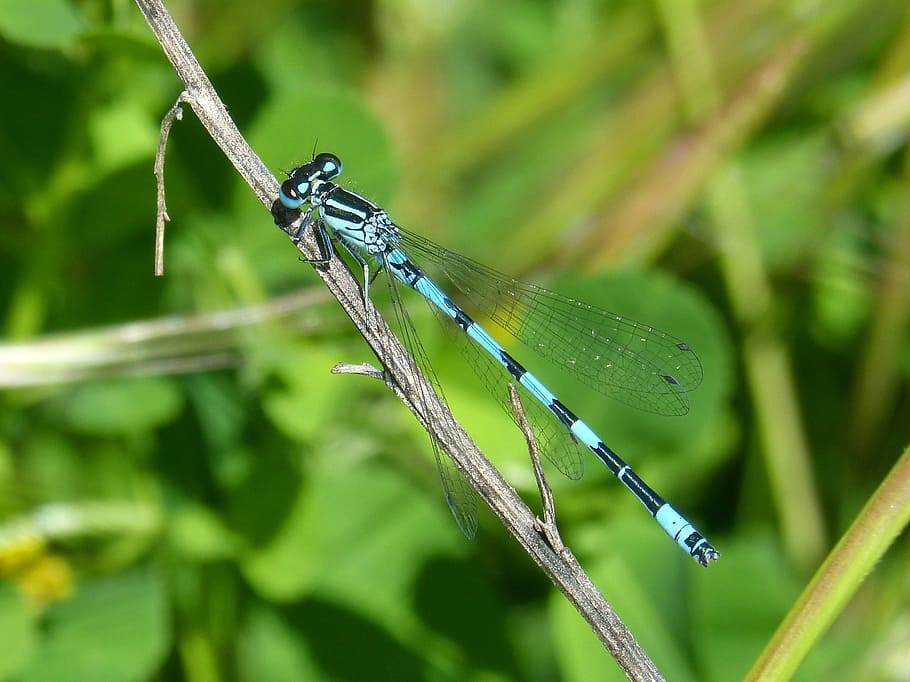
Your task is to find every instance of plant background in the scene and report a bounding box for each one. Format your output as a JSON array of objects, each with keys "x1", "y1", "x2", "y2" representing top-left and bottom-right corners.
[{"x1": 1, "y1": 0, "x2": 909, "y2": 680}]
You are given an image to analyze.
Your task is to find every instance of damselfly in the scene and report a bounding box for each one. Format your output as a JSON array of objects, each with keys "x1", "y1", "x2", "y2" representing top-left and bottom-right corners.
[{"x1": 276, "y1": 153, "x2": 718, "y2": 566}]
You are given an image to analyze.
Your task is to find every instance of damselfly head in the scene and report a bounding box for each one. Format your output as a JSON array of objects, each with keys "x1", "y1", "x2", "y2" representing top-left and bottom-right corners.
[{"x1": 279, "y1": 177, "x2": 311, "y2": 209}]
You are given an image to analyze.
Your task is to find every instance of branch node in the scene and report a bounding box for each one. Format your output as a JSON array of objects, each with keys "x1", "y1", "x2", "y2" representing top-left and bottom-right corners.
[
  {"x1": 508, "y1": 384, "x2": 564, "y2": 553},
  {"x1": 332, "y1": 362, "x2": 386, "y2": 381},
  {"x1": 154, "y1": 91, "x2": 191, "y2": 277}
]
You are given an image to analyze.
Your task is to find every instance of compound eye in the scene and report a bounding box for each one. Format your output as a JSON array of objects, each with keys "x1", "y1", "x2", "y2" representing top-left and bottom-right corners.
[
  {"x1": 314, "y1": 152, "x2": 342, "y2": 179},
  {"x1": 279, "y1": 178, "x2": 310, "y2": 209}
]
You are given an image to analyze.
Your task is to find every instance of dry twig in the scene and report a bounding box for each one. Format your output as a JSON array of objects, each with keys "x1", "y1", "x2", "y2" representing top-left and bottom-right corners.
[{"x1": 135, "y1": 1, "x2": 664, "y2": 678}]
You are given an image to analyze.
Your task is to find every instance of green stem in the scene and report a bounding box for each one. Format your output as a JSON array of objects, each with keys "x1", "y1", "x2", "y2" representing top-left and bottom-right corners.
[{"x1": 745, "y1": 442, "x2": 910, "y2": 681}]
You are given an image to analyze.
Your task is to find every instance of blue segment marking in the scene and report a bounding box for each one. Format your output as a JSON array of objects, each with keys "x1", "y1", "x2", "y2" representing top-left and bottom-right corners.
[{"x1": 277, "y1": 152, "x2": 719, "y2": 567}]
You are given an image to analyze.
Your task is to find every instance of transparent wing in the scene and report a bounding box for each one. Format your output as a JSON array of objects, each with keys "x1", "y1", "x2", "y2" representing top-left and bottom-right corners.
[
  {"x1": 432, "y1": 308, "x2": 585, "y2": 480},
  {"x1": 398, "y1": 228, "x2": 702, "y2": 416},
  {"x1": 377, "y1": 251, "x2": 479, "y2": 538}
]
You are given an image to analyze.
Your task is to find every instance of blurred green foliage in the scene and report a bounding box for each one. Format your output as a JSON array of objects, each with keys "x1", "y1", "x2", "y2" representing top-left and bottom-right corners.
[{"x1": 1, "y1": 0, "x2": 910, "y2": 680}]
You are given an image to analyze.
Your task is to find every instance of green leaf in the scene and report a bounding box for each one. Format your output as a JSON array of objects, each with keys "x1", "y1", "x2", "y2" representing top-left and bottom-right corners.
[
  {"x1": 552, "y1": 518, "x2": 699, "y2": 681},
  {"x1": 241, "y1": 460, "x2": 463, "y2": 628},
  {"x1": 0, "y1": 0, "x2": 83, "y2": 48},
  {"x1": 52, "y1": 377, "x2": 183, "y2": 436},
  {"x1": 21, "y1": 570, "x2": 170, "y2": 682},
  {"x1": 742, "y1": 133, "x2": 830, "y2": 268},
  {"x1": 237, "y1": 605, "x2": 323, "y2": 682},
  {"x1": 168, "y1": 502, "x2": 239, "y2": 562},
  {"x1": 88, "y1": 100, "x2": 158, "y2": 175},
  {"x1": 248, "y1": 88, "x2": 396, "y2": 206},
  {"x1": 693, "y1": 533, "x2": 802, "y2": 682},
  {"x1": 257, "y1": 339, "x2": 355, "y2": 444},
  {"x1": 0, "y1": 584, "x2": 34, "y2": 679}
]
